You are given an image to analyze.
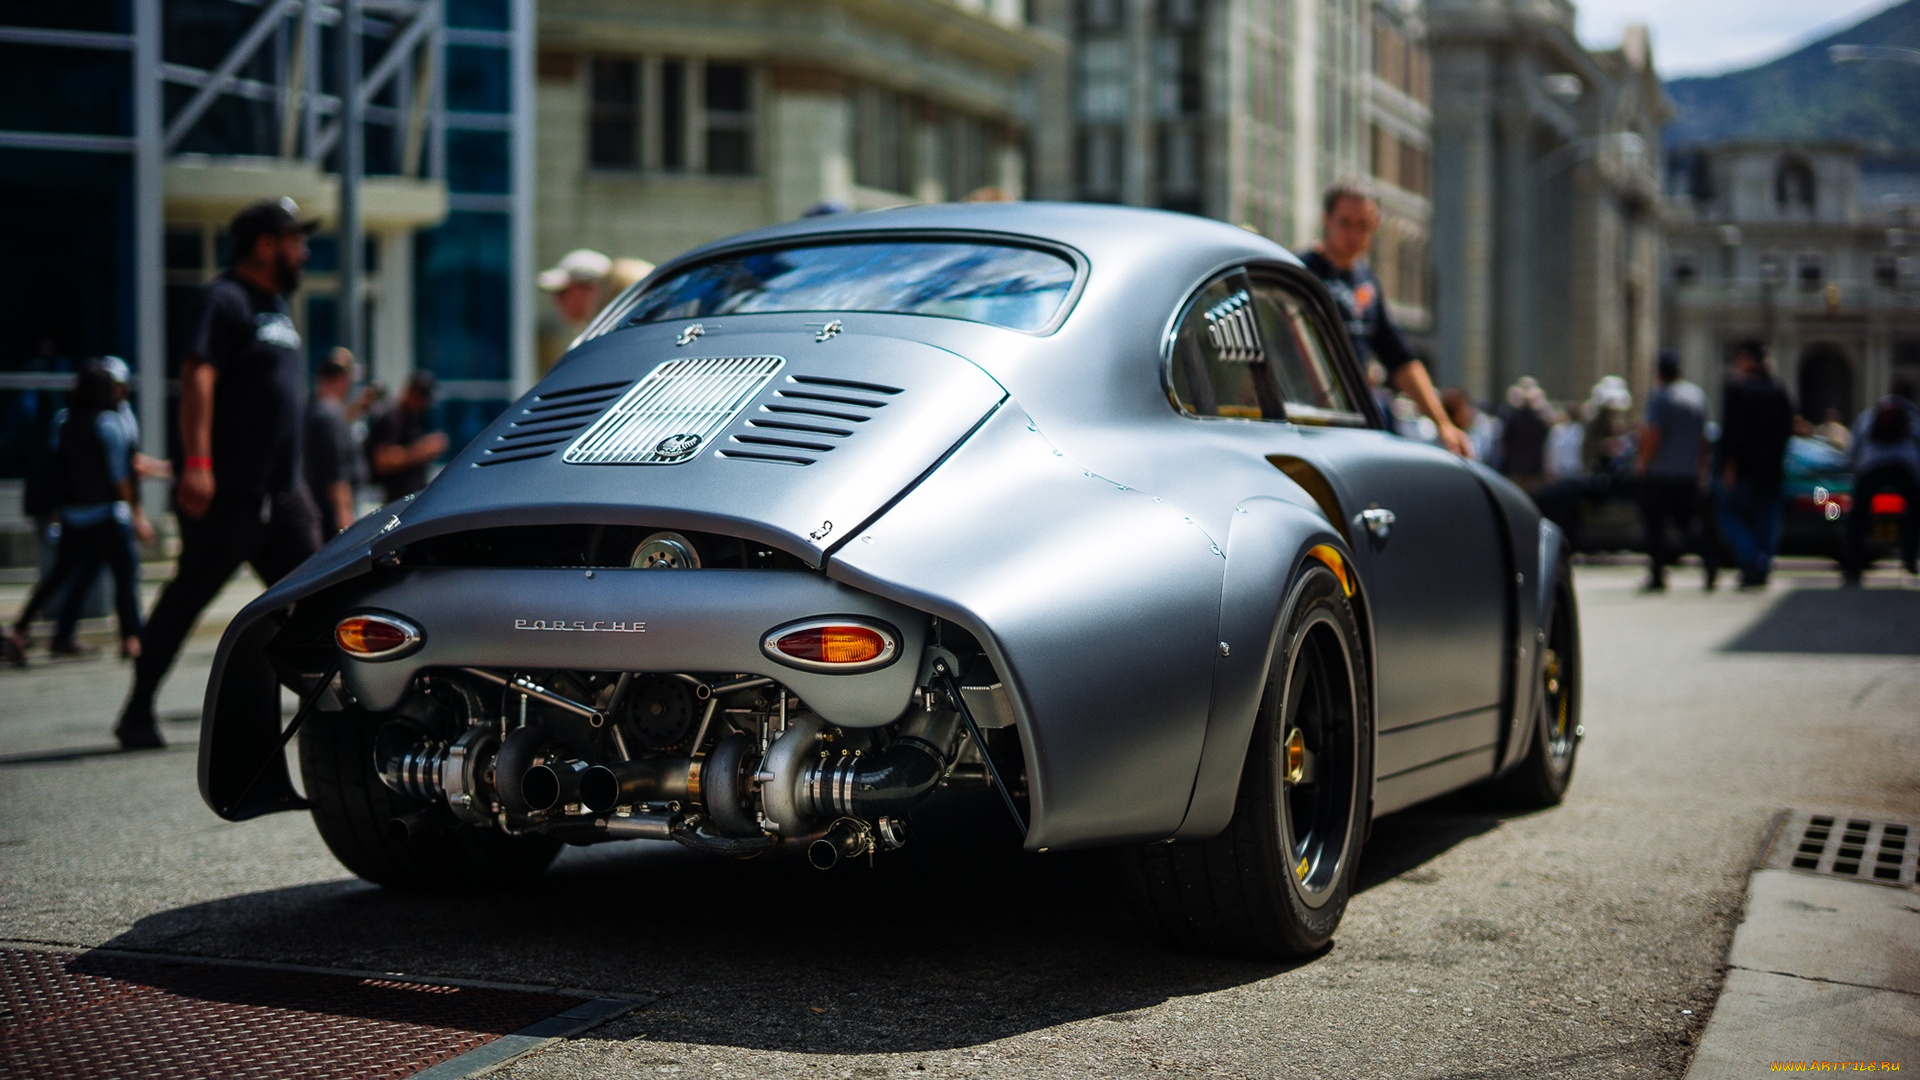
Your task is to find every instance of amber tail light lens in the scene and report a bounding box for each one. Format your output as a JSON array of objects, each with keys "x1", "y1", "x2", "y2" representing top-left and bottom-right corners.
[
  {"x1": 335, "y1": 614, "x2": 423, "y2": 660},
  {"x1": 762, "y1": 620, "x2": 899, "y2": 673}
]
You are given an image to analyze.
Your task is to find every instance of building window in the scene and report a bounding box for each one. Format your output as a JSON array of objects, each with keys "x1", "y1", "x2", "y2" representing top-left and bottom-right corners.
[
  {"x1": 704, "y1": 64, "x2": 754, "y2": 175},
  {"x1": 855, "y1": 85, "x2": 911, "y2": 193},
  {"x1": 1875, "y1": 253, "x2": 1898, "y2": 287},
  {"x1": 588, "y1": 58, "x2": 639, "y2": 169},
  {"x1": 1370, "y1": 124, "x2": 1428, "y2": 197},
  {"x1": 660, "y1": 59, "x2": 686, "y2": 171},
  {"x1": 1796, "y1": 254, "x2": 1823, "y2": 289},
  {"x1": 1672, "y1": 252, "x2": 1696, "y2": 285},
  {"x1": 1775, "y1": 154, "x2": 1815, "y2": 211},
  {"x1": 1080, "y1": 125, "x2": 1122, "y2": 200},
  {"x1": 1371, "y1": 15, "x2": 1430, "y2": 104},
  {"x1": 1081, "y1": 0, "x2": 1120, "y2": 30}
]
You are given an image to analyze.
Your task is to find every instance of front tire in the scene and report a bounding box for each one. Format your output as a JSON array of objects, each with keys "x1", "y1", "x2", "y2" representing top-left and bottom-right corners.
[
  {"x1": 1125, "y1": 564, "x2": 1372, "y2": 958},
  {"x1": 300, "y1": 706, "x2": 560, "y2": 890}
]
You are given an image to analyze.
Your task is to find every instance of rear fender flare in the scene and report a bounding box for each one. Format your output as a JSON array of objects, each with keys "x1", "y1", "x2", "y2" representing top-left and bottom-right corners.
[{"x1": 1173, "y1": 497, "x2": 1370, "y2": 840}]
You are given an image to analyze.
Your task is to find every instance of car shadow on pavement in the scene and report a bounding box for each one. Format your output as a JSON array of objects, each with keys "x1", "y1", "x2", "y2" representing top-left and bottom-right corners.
[
  {"x1": 94, "y1": 789, "x2": 1517, "y2": 1053},
  {"x1": 1720, "y1": 585, "x2": 1920, "y2": 654}
]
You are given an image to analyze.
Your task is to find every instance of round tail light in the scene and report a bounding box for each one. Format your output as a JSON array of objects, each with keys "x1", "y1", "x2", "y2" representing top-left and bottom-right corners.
[
  {"x1": 335, "y1": 613, "x2": 423, "y2": 661},
  {"x1": 762, "y1": 620, "x2": 898, "y2": 673}
]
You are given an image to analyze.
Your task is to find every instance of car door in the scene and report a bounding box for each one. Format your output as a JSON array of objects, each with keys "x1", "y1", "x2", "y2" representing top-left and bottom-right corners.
[{"x1": 1163, "y1": 267, "x2": 1510, "y2": 809}]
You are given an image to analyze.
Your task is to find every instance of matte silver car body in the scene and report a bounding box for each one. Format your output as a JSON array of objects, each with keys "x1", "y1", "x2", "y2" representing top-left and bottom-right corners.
[{"x1": 199, "y1": 202, "x2": 1568, "y2": 851}]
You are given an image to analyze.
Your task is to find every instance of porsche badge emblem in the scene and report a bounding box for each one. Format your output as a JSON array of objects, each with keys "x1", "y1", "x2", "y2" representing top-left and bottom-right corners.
[{"x1": 654, "y1": 433, "x2": 703, "y2": 460}]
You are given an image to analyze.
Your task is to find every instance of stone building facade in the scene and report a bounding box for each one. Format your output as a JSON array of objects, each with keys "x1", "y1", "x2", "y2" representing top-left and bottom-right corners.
[
  {"x1": 1427, "y1": 0, "x2": 1668, "y2": 405},
  {"x1": 532, "y1": 0, "x2": 1066, "y2": 366},
  {"x1": 1032, "y1": 0, "x2": 1428, "y2": 327},
  {"x1": 1663, "y1": 142, "x2": 1920, "y2": 423}
]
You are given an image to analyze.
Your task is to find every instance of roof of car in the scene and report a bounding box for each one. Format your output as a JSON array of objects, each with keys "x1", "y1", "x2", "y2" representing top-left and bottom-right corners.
[{"x1": 655, "y1": 201, "x2": 1305, "y2": 284}]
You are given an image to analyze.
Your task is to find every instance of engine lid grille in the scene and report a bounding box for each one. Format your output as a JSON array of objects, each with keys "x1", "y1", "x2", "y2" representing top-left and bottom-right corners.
[{"x1": 563, "y1": 356, "x2": 785, "y2": 465}]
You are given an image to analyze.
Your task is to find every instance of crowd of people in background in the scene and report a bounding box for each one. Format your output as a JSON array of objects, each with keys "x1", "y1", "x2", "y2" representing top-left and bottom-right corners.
[{"x1": 1377, "y1": 340, "x2": 1920, "y2": 592}]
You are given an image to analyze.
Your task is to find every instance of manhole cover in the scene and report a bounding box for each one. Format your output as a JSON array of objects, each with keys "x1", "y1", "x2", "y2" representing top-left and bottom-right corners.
[
  {"x1": 1763, "y1": 810, "x2": 1919, "y2": 887},
  {"x1": 0, "y1": 948, "x2": 591, "y2": 1079}
]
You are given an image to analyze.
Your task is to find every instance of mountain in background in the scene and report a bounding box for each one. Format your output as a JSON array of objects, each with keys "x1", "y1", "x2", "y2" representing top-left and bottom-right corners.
[{"x1": 1664, "y1": 0, "x2": 1920, "y2": 149}]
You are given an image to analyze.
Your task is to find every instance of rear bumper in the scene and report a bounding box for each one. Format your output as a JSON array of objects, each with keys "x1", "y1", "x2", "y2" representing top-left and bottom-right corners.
[
  {"x1": 198, "y1": 566, "x2": 928, "y2": 821},
  {"x1": 329, "y1": 567, "x2": 927, "y2": 725}
]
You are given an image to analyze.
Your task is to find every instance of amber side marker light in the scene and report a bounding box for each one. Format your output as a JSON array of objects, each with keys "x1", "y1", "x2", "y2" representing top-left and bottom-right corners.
[
  {"x1": 1306, "y1": 544, "x2": 1355, "y2": 597},
  {"x1": 335, "y1": 613, "x2": 423, "y2": 661},
  {"x1": 762, "y1": 620, "x2": 898, "y2": 673}
]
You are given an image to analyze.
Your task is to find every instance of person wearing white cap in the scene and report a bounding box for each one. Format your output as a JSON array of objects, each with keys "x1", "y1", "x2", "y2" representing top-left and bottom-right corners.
[{"x1": 538, "y1": 248, "x2": 655, "y2": 355}]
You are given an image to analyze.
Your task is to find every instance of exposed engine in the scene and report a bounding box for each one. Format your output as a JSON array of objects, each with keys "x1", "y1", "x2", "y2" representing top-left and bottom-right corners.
[{"x1": 367, "y1": 652, "x2": 1018, "y2": 868}]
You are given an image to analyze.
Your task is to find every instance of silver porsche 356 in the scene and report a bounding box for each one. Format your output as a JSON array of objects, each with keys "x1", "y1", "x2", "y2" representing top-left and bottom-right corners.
[{"x1": 200, "y1": 203, "x2": 1580, "y2": 957}]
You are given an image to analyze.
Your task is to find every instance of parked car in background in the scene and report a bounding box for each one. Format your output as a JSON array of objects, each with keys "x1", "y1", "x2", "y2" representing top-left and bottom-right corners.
[{"x1": 1533, "y1": 435, "x2": 1900, "y2": 564}]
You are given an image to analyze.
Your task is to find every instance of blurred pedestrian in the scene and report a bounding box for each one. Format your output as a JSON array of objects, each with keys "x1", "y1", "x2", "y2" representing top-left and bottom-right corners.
[
  {"x1": 305, "y1": 351, "x2": 360, "y2": 536},
  {"x1": 115, "y1": 197, "x2": 323, "y2": 749},
  {"x1": 1813, "y1": 407, "x2": 1852, "y2": 452},
  {"x1": 1442, "y1": 387, "x2": 1502, "y2": 465},
  {"x1": 1546, "y1": 404, "x2": 1585, "y2": 482},
  {"x1": 1716, "y1": 341, "x2": 1794, "y2": 588},
  {"x1": 1583, "y1": 375, "x2": 1635, "y2": 474},
  {"x1": 7, "y1": 362, "x2": 145, "y2": 666},
  {"x1": 46, "y1": 357, "x2": 160, "y2": 645},
  {"x1": 539, "y1": 248, "x2": 654, "y2": 336},
  {"x1": 1499, "y1": 378, "x2": 1550, "y2": 491},
  {"x1": 1842, "y1": 375, "x2": 1920, "y2": 585},
  {"x1": 1304, "y1": 185, "x2": 1471, "y2": 457},
  {"x1": 368, "y1": 371, "x2": 448, "y2": 502},
  {"x1": 1637, "y1": 350, "x2": 1716, "y2": 591}
]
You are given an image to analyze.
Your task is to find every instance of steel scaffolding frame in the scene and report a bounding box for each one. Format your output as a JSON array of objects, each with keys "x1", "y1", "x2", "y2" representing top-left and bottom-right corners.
[{"x1": 0, "y1": 0, "x2": 535, "y2": 478}]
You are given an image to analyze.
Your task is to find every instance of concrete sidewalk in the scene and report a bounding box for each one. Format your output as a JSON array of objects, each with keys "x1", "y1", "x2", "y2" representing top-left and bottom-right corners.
[{"x1": 1686, "y1": 813, "x2": 1920, "y2": 1077}]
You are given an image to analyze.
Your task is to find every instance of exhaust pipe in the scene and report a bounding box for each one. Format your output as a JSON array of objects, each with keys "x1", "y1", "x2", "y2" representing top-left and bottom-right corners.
[
  {"x1": 808, "y1": 818, "x2": 873, "y2": 869},
  {"x1": 579, "y1": 758, "x2": 697, "y2": 814},
  {"x1": 521, "y1": 758, "x2": 593, "y2": 812}
]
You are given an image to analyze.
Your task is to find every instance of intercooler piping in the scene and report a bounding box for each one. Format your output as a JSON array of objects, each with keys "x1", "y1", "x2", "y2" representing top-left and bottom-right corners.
[{"x1": 803, "y1": 712, "x2": 959, "y2": 820}]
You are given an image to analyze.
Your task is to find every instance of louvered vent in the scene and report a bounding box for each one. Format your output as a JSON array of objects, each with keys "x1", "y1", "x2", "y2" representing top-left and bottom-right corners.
[
  {"x1": 720, "y1": 375, "x2": 904, "y2": 466},
  {"x1": 476, "y1": 379, "x2": 633, "y2": 467},
  {"x1": 564, "y1": 356, "x2": 785, "y2": 465}
]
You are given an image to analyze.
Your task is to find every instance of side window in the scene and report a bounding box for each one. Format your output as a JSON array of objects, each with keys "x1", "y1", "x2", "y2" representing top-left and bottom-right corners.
[
  {"x1": 1248, "y1": 277, "x2": 1368, "y2": 425},
  {"x1": 1168, "y1": 273, "x2": 1285, "y2": 420}
]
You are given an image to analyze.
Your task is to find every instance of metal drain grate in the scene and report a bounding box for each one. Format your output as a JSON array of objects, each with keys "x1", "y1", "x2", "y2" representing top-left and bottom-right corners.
[
  {"x1": 0, "y1": 948, "x2": 589, "y2": 1079},
  {"x1": 1765, "y1": 810, "x2": 1919, "y2": 887}
]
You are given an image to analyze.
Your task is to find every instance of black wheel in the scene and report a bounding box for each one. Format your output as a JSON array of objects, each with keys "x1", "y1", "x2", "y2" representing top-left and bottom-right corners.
[
  {"x1": 1124, "y1": 564, "x2": 1372, "y2": 958},
  {"x1": 1491, "y1": 567, "x2": 1581, "y2": 807},
  {"x1": 299, "y1": 705, "x2": 560, "y2": 890}
]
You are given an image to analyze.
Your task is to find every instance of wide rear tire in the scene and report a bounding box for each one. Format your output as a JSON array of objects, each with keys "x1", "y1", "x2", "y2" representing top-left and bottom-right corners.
[
  {"x1": 299, "y1": 706, "x2": 560, "y2": 891},
  {"x1": 1124, "y1": 565, "x2": 1372, "y2": 958}
]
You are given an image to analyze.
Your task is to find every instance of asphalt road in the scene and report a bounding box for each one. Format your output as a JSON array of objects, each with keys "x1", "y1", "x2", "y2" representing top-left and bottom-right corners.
[{"x1": 2, "y1": 562, "x2": 1917, "y2": 1079}]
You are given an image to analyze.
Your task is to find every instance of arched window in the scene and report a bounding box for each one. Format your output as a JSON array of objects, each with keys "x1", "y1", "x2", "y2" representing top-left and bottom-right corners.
[{"x1": 1775, "y1": 155, "x2": 1815, "y2": 211}]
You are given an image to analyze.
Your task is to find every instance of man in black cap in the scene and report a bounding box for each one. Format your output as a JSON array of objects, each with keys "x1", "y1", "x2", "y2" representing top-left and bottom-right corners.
[
  {"x1": 368, "y1": 370, "x2": 447, "y2": 502},
  {"x1": 115, "y1": 197, "x2": 323, "y2": 748}
]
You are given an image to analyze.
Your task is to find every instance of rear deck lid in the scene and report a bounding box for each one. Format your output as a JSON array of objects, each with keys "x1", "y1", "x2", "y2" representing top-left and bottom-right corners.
[{"x1": 387, "y1": 321, "x2": 1008, "y2": 564}]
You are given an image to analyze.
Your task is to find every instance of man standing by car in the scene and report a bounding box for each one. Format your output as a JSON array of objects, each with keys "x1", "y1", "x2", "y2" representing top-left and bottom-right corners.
[
  {"x1": 115, "y1": 198, "x2": 323, "y2": 748},
  {"x1": 1303, "y1": 185, "x2": 1471, "y2": 458},
  {"x1": 1716, "y1": 341, "x2": 1794, "y2": 588},
  {"x1": 1637, "y1": 350, "x2": 1716, "y2": 591},
  {"x1": 368, "y1": 371, "x2": 447, "y2": 502},
  {"x1": 1843, "y1": 375, "x2": 1920, "y2": 584}
]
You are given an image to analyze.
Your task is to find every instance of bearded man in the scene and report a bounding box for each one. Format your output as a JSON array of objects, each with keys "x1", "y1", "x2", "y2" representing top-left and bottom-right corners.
[{"x1": 115, "y1": 198, "x2": 324, "y2": 748}]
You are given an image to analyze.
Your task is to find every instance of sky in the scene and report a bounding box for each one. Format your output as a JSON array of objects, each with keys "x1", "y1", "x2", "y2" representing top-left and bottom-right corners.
[{"x1": 1575, "y1": 0, "x2": 1902, "y2": 78}]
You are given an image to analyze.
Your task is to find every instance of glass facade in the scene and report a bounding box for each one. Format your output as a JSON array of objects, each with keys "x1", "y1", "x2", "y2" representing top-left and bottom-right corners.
[{"x1": 0, "y1": 0, "x2": 530, "y2": 482}]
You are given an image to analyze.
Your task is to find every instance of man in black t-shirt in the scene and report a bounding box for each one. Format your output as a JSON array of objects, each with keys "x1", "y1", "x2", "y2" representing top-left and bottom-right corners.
[
  {"x1": 116, "y1": 198, "x2": 323, "y2": 749},
  {"x1": 1302, "y1": 185, "x2": 1471, "y2": 458},
  {"x1": 1715, "y1": 340, "x2": 1795, "y2": 588}
]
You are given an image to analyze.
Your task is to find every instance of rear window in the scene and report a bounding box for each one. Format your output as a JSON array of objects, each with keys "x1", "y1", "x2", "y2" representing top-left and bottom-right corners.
[{"x1": 610, "y1": 241, "x2": 1078, "y2": 332}]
